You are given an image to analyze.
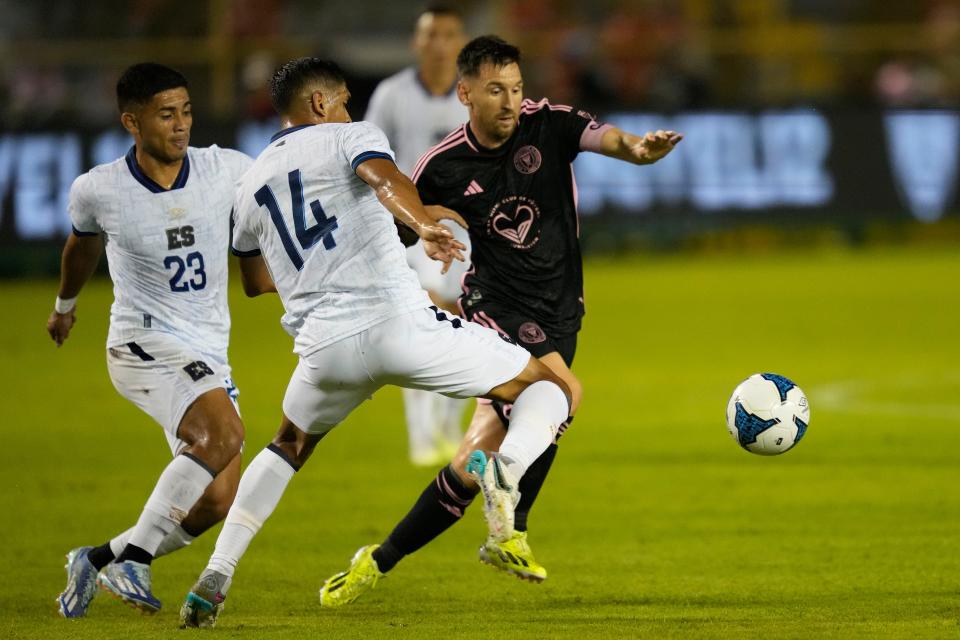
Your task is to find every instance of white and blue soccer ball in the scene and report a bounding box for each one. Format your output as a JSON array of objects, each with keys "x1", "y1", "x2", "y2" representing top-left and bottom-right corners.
[{"x1": 726, "y1": 373, "x2": 810, "y2": 455}]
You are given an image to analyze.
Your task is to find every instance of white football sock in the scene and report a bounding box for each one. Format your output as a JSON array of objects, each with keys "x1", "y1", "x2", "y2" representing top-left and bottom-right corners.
[
  {"x1": 109, "y1": 524, "x2": 195, "y2": 559},
  {"x1": 206, "y1": 447, "x2": 296, "y2": 580},
  {"x1": 109, "y1": 528, "x2": 132, "y2": 558},
  {"x1": 127, "y1": 454, "x2": 215, "y2": 556},
  {"x1": 440, "y1": 395, "x2": 467, "y2": 442},
  {"x1": 498, "y1": 381, "x2": 568, "y2": 480},
  {"x1": 403, "y1": 388, "x2": 440, "y2": 456}
]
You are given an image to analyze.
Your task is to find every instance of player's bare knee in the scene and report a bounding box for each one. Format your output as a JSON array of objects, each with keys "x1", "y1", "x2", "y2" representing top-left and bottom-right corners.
[
  {"x1": 208, "y1": 417, "x2": 245, "y2": 462},
  {"x1": 186, "y1": 420, "x2": 244, "y2": 471},
  {"x1": 270, "y1": 416, "x2": 324, "y2": 468}
]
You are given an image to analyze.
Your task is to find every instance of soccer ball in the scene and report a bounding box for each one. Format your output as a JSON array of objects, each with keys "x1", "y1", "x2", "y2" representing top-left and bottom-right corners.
[{"x1": 726, "y1": 373, "x2": 810, "y2": 455}]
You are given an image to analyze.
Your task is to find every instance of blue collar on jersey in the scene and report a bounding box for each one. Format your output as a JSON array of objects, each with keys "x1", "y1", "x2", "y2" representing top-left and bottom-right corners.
[
  {"x1": 125, "y1": 146, "x2": 190, "y2": 193},
  {"x1": 270, "y1": 124, "x2": 316, "y2": 143}
]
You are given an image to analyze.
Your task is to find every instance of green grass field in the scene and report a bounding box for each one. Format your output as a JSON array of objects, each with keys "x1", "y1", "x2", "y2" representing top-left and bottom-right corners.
[{"x1": 1, "y1": 246, "x2": 958, "y2": 639}]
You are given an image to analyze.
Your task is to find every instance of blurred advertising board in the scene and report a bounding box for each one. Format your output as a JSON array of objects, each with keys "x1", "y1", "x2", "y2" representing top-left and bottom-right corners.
[{"x1": 0, "y1": 110, "x2": 957, "y2": 243}]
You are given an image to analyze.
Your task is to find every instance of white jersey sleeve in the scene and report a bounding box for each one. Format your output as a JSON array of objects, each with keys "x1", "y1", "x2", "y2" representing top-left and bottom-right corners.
[
  {"x1": 340, "y1": 121, "x2": 395, "y2": 172},
  {"x1": 231, "y1": 198, "x2": 262, "y2": 256},
  {"x1": 68, "y1": 173, "x2": 102, "y2": 236},
  {"x1": 217, "y1": 146, "x2": 255, "y2": 182}
]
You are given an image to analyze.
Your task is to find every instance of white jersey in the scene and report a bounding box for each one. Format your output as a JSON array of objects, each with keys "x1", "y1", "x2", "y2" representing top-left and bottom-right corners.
[
  {"x1": 366, "y1": 66, "x2": 470, "y2": 301},
  {"x1": 365, "y1": 67, "x2": 466, "y2": 175},
  {"x1": 69, "y1": 145, "x2": 253, "y2": 362},
  {"x1": 231, "y1": 122, "x2": 431, "y2": 356}
]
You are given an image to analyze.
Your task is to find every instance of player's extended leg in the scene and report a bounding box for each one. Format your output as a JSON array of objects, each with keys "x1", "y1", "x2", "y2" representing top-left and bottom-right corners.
[
  {"x1": 402, "y1": 387, "x2": 445, "y2": 466},
  {"x1": 320, "y1": 351, "x2": 570, "y2": 607},
  {"x1": 180, "y1": 415, "x2": 324, "y2": 628},
  {"x1": 97, "y1": 389, "x2": 243, "y2": 614},
  {"x1": 439, "y1": 395, "x2": 468, "y2": 457},
  {"x1": 57, "y1": 453, "x2": 242, "y2": 619},
  {"x1": 480, "y1": 351, "x2": 583, "y2": 580}
]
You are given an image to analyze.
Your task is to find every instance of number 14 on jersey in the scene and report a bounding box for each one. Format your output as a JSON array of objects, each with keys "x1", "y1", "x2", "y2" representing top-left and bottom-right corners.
[{"x1": 255, "y1": 169, "x2": 338, "y2": 270}]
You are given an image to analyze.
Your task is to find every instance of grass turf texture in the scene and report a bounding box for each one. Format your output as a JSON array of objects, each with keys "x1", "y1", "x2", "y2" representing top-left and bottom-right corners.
[{"x1": 0, "y1": 246, "x2": 957, "y2": 639}]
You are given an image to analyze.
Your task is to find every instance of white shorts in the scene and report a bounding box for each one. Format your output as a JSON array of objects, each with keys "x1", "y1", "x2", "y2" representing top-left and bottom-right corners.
[
  {"x1": 282, "y1": 306, "x2": 528, "y2": 434},
  {"x1": 107, "y1": 332, "x2": 240, "y2": 455}
]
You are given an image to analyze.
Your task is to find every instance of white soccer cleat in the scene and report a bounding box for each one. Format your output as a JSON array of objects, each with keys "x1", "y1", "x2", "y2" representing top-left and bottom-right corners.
[
  {"x1": 180, "y1": 569, "x2": 230, "y2": 628},
  {"x1": 465, "y1": 450, "x2": 520, "y2": 543}
]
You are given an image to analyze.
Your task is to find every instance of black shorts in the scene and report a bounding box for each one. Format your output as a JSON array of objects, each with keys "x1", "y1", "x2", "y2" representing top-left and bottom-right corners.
[{"x1": 464, "y1": 301, "x2": 577, "y2": 367}]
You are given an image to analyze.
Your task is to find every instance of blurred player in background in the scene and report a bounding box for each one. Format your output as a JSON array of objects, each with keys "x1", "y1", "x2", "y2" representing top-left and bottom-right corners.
[
  {"x1": 365, "y1": 4, "x2": 471, "y2": 466},
  {"x1": 48, "y1": 63, "x2": 267, "y2": 617},
  {"x1": 321, "y1": 35, "x2": 681, "y2": 601},
  {"x1": 177, "y1": 57, "x2": 571, "y2": 627}
]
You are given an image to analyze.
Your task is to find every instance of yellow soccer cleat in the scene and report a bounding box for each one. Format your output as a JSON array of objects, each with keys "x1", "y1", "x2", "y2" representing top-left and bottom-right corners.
[
  {"x1": 479, "y1": 531, "x2": 547, "y2": 583},
  {"x1": 319, "y1": 545, "x2": 385, "y2": 608}
]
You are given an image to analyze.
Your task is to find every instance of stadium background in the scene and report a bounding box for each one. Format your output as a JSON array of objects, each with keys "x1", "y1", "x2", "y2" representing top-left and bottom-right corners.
[{"x1": 0, "y1": 1, "x2": 957, "y2": 638}]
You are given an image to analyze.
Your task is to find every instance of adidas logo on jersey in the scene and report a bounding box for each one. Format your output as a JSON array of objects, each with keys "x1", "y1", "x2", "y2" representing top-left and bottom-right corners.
[{"x1": 463, "y1": 180, "x2": 484, "y2": 196}]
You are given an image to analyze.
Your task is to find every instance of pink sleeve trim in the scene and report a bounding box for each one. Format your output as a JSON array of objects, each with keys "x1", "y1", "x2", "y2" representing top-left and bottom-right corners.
[{"x1": 579, "y1": 123, "x2": 614, "y2": 152}]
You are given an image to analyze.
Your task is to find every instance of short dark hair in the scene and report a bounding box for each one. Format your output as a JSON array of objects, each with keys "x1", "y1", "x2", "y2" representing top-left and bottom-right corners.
[
  {"x1": 269, "y1": 57, "x2": 346, "y2": 114},
  {"x1": 116, "y1": 63, "x2": 189, "y2": 113},
  {"x1": 418, "y1": 3, "x2": 463, "y2": 23},
  {"x1": 456, "y1": 35, "x2": 520, "y2": 78}
]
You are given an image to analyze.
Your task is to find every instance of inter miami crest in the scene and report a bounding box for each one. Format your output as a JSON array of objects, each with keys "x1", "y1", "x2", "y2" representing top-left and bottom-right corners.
[{"x1": 513, "y1": 145, "x2": 542, "y2": 175}]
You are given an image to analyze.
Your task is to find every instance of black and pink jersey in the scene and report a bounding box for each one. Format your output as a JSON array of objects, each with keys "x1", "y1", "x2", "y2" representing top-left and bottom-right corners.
[{"x1": 412, "y1": 98, "x2": 610, "y2": 338}]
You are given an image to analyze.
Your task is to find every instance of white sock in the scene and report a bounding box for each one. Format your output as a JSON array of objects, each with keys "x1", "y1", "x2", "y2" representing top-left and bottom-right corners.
[
  {"x1": 156, "y1": 525, "x2": 196, "y2": 557},
  {"x1": 109, "y1": 528, "x2": 132, "y2": 558},
  {"x1": 109, "y1": 525, "x2": 195, "y2": 559},
  {"x1": 403, "y1": 388, "x2": 440, "y2": 455},
  {"x1": 206, "y1": 447, "x2": 296, "y2": 579},
  {"x1": 127, "y1": 454, "x2": 215, "y2": 556},
  {"x1": 440, "y1": 395, "x2": 467, "y2": 442},
  {"x1": 498, "y1": 381, "x2": 568, "y2": 480}
]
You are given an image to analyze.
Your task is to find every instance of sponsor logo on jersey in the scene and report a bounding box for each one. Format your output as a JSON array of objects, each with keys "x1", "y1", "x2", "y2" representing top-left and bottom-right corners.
[
  {"x1": 513, "y1": 145, "x2": 542, "y2": 175},
  {"x1": 518, "y1": 322, "x2": 547, "y2": 344},
  {"x1": 487, "y1": 196, "x2": 541, "y2": 249},
  {"x1": 168, "y1": 207, "x2": 187, "y2": 220}
]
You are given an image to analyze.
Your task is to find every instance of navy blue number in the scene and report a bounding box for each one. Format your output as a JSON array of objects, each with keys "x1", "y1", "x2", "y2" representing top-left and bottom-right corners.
[
  {"x1": 185, "y1": 251, "x2": 206, "y2": 289},
  {"x1": 164, "y1": 255, "x2": 188, "y2": 292},
  {"x1": 254, "y1": 169, "x2": 338, "y2": 271},
  {"x1": 165, "y1": 251, "x2": 206, "y2": 292}
]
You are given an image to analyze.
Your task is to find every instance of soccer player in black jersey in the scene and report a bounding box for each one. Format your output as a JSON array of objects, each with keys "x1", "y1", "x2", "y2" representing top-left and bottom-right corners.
[{"x1": 319, "y1": 35, "x2": 681, "y2": 603}]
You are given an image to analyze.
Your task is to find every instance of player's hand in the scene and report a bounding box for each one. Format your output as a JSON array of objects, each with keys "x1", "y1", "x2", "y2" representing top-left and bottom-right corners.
[
  {"x1": 424, "y1": 205, "x2": 468, "y2": 230},
  {"x1": 636, "y1": 130, "x2": 682, "y2": 163},
  {"x1": 420, "y1": 224, "x2": 466, "y2": 274},
  {"x1": 47, "y1": 308, "x2": 77, "y2": 347}
]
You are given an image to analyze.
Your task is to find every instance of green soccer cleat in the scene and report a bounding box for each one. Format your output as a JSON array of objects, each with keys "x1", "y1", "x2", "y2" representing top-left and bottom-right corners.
[
  {"x1": 179, "y1": 569, "x2": 230, "y2": 629},
  {"x1": 479, "y1": 531, "x2": 547, "y2": 583},
  {"x1": 319, "y1": 545, "x2": 385, "y2": 608},
  {"x1": 465, "y1": 450, "x2": 520, "y2": 543}
]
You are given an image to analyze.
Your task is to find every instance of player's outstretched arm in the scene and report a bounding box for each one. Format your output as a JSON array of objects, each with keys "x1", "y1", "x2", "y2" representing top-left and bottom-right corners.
[
  {"x1": 597, "y1": 127, "x2": 683, "y2": 165},
  {"x1": 47, "y1": 233, "x2": 103, "y2": 347},
  {"x1": 237, "y1": 254, "x2": 277, "y2": 297},
  {"x1": 355, "y1": 158, "x2": 466, "y2": 273}
]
